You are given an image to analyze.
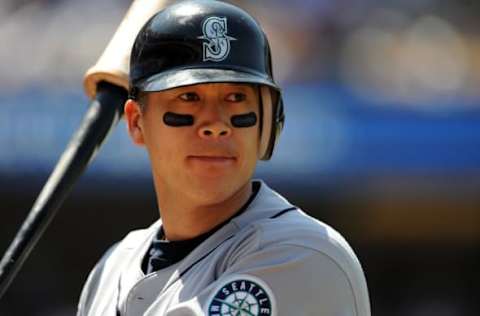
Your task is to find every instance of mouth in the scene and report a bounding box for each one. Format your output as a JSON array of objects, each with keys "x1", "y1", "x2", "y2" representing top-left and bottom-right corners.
[
  {"x1": 186, "y1": 154, "x2": 238, "y2": 176},
  {"x1": 187, "y1": 155, "x2": 236, "y2": 162}
]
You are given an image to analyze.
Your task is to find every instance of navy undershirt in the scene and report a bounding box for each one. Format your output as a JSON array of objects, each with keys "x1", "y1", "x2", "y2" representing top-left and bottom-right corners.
[{"x1": 142, "y1": 181, "x2": 261, "y2": 274}]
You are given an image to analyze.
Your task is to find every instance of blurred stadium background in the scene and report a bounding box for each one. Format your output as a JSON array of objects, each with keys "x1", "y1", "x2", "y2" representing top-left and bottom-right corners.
[{"x1": 1, "y1": 0, "x2": 479, "y2": 315}]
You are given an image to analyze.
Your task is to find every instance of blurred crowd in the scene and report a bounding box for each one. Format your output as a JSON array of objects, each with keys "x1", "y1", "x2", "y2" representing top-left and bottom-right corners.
[{"x1": 1, "y1": 0, "x2": 479, "y2": 108}]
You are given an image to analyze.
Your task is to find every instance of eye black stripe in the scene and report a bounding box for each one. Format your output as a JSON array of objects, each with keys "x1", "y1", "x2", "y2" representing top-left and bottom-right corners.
[
  {"x1": 231, "y1": 112, "x2": 257, "y2": 128},
  {"x1": 163, "y1": 112, "x2": 194, "y2": 127}
]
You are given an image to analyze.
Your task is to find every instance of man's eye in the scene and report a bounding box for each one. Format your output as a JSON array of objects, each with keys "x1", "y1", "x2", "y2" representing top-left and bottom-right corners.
[
  {"x1": 179, "y1": 92, "x2": 200, "y2": 101},
  {"x1": 226, "y1": 93, "x2": 246, "y2": 102}
]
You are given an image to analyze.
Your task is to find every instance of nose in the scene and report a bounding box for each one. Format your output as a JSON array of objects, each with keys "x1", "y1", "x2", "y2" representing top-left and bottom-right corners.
[
  {"x1": 197, "y1": 106, "x2": 232, "y2": 140},
  {"x1": 198, "y1": 121, "x2": 232, "y2": 139}
]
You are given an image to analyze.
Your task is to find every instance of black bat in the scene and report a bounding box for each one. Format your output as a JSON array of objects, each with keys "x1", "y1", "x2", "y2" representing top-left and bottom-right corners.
[{"x1": 0, "y1": 81, "x2": 127, "y2": 299}]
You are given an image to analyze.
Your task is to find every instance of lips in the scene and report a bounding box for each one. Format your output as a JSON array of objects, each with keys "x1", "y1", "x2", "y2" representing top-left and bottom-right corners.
[
  {"x1": 186, "y1": 153, "x2": 237, "y2": 168},
  {"x1": 187, "y1": 155, "x2": 236, "y2": 162}
]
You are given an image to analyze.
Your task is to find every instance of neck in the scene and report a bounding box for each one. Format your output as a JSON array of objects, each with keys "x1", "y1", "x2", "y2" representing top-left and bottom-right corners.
[{"x1": 154, "y1": 181, "x2": 252, "y2": 241}]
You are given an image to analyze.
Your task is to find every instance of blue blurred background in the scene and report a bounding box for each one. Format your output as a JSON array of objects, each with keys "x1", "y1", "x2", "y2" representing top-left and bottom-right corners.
[{"x1": 1, "y1": 0, "x2": 479, "y2": 315}]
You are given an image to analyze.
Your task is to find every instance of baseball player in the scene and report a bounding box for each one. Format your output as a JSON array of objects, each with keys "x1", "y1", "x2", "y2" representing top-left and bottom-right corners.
[{"x1": 77, "y1": 1, "x2": 371, "y2": 315}]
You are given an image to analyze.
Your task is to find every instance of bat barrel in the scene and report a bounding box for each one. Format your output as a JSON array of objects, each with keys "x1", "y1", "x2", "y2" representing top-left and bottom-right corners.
[{"x1": 0, "y1": 82, "x2": 127, "y2": 300}]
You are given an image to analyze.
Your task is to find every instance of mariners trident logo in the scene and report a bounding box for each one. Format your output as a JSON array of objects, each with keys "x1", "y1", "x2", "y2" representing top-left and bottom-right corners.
[
  {"x1": 207, "y1": 275, "x2": 276, "y2": 316},
  {"x1": 199, "y1": 16, "x2": 236, "y2": 62}
]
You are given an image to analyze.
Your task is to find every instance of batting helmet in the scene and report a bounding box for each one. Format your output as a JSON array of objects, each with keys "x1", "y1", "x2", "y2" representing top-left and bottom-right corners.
[{"x1": 129, "y1": 0, "x2": 284, "y2": 160}]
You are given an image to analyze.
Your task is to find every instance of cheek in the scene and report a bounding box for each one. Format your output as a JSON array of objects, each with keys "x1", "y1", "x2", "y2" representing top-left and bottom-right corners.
[
  {"x1": 142, "y1": 119, "x2": 180, "y2": 159},
  {"x1": 237, "y1": 126, "x2": 260, "y2": 162}
]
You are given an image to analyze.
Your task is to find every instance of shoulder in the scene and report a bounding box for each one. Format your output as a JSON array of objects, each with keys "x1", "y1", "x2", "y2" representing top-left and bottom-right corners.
[
  {"x1": 225, "y1": 182, "x2": 371, "y2": 315},
  {"x1": 222, "y1": 208, "x2": 371, "y2": 316},
  {"x1": 77, "y1": 222, "x2": 160, "y2": 311},
  {"x1": 257, "y1": 208, "x2": 362, "y2": 274},
  {"x1": 240, "y1": 182, "x2": 364, "y2": 276},
  {"x1": 231, "y1": 181, "x2": 364, "y2": 274}
]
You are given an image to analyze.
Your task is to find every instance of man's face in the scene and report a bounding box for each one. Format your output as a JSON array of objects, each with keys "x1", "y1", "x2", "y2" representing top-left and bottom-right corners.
[{"x1": 125, "y1": 83, "x2": 260, "y2": 205}]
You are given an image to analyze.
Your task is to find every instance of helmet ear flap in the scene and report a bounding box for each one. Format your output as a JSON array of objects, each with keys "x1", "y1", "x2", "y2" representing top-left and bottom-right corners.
[
  {"x1": 258, "y1": 86, "x2": 284, "y2": 161},
  {"x1": 258, "y1": 85, "x2": 272, "y2": 160}
]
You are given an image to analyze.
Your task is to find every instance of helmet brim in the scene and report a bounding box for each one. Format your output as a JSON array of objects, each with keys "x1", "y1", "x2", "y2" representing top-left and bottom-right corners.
[{"x1": 135, "y1": 68, "x2": 280, "y2": 93}]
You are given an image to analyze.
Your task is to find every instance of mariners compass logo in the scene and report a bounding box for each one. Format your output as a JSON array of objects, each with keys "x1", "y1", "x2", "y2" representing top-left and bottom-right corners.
[
  {"x1": 199, "y1": 16, "x2": 236, "y2": 62},
  {"x1": 207, "y1": 275, "x2": 275, "y2": 316}
]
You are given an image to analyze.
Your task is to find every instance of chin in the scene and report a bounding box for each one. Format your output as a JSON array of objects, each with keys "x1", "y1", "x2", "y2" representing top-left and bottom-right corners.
[
  {"x1": 187, "y1": 177, "x2": 247, "y2": 206},
  {"x1": 194, "y1": 192, "x2": 230, "y2": 207}
]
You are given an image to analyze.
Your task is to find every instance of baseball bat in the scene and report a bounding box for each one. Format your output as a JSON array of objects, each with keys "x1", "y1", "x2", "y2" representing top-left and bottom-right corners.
[{"x1": 0, "y1": 0, "x2": 171, "y2": 300}]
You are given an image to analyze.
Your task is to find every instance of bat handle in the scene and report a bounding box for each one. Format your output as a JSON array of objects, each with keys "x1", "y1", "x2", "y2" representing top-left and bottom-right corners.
[{"x1": 0, "y1": 82, "x2": 127, "y2": 300}]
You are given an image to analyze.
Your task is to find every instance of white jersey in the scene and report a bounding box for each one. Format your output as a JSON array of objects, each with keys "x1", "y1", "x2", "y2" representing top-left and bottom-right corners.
[{"x1": 77, "y1": 181, "x2": 370, "y2": 316}]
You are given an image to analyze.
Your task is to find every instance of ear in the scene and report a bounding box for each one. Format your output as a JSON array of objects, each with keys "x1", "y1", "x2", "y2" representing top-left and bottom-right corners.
[{"x1": 124, "y1": 99, "x2": 145, "y2": 146}]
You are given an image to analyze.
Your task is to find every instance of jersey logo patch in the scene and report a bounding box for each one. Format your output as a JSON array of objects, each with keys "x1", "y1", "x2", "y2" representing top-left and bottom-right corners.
[
  {"x1": 207, "y1": 274, "x2": 276, "y2": 316},
  {"x1": 198, "y1": 16, "x2": 236, "y2": 62}
]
